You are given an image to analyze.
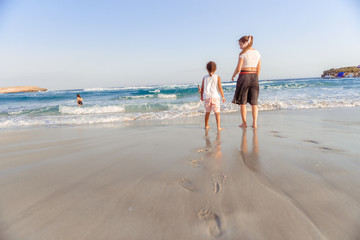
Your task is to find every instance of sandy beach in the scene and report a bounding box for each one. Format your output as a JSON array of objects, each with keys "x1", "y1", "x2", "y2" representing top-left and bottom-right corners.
[
  {"x1": 1, "y1": 108, "x2": 360, "y2": 240},
  {"x1": 0, "y1": 87, "x2": 47, "y2": 94}
]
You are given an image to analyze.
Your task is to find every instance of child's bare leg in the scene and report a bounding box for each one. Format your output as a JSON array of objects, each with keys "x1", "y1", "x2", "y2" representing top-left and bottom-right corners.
[
  {"x1": 240, "y1": 104, "x2": 247, "y2": 128},
  {"x1": 251, "y1": 105, "x2": 258, "y2": 128},
  {"x1": 215, "y1": 112, "x2": 223, "y2": 131},
  {"x1": 205, "y1": 112, "x2": 210, "y2": 129}
]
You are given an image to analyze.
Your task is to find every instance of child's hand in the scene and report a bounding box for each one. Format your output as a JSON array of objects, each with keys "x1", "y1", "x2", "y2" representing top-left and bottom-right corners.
[{"x1": 222, "y1": 97, "x2": 225, "y2": 103}]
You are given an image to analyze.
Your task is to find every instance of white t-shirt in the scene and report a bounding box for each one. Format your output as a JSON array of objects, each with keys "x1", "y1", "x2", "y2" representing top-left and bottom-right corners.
[
  {"x1": 203, "y1": 74, "x2": 220, "y2": 99},
  {"x1": 239, "y1": 49, "x2": 261, "y2": 68}
]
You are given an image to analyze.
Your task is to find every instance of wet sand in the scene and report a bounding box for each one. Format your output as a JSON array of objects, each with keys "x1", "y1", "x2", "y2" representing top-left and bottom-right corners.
[{"x1": 0, "y1": 108, "x2": 360, "y2": 240}]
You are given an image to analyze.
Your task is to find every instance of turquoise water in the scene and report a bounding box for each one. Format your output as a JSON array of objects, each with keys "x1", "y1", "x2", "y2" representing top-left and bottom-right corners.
[{"x1": 0, "y1": 77, "x2": 359, "y2": 129}]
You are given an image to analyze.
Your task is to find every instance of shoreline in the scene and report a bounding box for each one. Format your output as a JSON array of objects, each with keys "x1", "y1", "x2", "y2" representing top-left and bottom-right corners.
[
  {"x1": 1, "y1": 107, "x2": 360, "y2": 239},
  {"x1": 1, "y1": 106, "x2": 359, "y2": 132}
]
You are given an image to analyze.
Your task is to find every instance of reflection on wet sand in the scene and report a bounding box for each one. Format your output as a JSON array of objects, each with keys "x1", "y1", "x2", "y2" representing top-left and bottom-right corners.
[
  {"x1": 240, "y1": 128, "x2": 259, "y2": 172},
  {"x1": 205, "y1": 129, "x2": 222, "y2": 159},
  {"x1": 204, "y1": 129, "x2": 226, "y2": 196}
]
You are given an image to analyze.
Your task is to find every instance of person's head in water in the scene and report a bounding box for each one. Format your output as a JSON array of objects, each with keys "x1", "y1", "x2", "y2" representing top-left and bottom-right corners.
[
  {"x1": 77, "y1": 94, "x2": 81, "y2": 98},
  {"x1": 206, "y1": 61, "x2": 217, "y2": 76},
  {"x1": 239, "y1": 35, "x2": 253, "y2": 55}
]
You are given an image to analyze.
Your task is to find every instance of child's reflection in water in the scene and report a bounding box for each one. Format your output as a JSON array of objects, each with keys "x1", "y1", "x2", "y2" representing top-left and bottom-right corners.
[
  {"x1": 240, "y1": 128, "x2": 259, "y2": 172},
  {"x1": 205, "y1": 129, "x2": 222, "y2": 159}
]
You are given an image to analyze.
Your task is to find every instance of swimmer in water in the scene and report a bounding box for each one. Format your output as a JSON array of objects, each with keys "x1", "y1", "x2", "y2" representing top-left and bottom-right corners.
[{"x1": 77, "y1": 94, "x2": 83, "y2": 106}]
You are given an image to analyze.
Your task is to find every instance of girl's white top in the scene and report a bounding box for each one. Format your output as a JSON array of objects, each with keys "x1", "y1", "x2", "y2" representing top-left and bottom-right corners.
[
  {"x1": 239, "y1": 49, "x2": 261, "y2": 68},
  {"x1": 203, "y1": 74, "x2": 220, "y2": 99}
]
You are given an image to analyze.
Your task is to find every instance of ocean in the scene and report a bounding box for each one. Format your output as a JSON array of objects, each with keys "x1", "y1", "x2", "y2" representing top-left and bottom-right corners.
[{"x1": 1, "y1": 77, "x2": 359, "y2": 129}]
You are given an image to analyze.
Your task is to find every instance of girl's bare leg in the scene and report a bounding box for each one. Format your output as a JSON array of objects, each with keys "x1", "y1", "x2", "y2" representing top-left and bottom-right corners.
[
  {"x1": 251, "y1": 105, "x2": 258, "y2": 128},
  {"x1": 215, "y1": 112, "x2": 223, "y2": 131},
  {"x1": 205, "y1": 112, "x2": 210, "y2": 129},
  {"x1": 240, "y1": 104, "x2": 247, "y2": 128}
]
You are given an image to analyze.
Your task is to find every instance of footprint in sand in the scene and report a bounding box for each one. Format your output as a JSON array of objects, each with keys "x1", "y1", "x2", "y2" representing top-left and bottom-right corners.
[
  {"x1": 211, "y1": 174, "x2": 226, "y2": 194},
  {"x1": 317, "y1": 146, "x2": 344, "y2": 152},
  {"x1": 303, "y1": 139, "x2": 319, "y2": 144},
  {"x1": 179, "y1": 178, "x2": 197, "y2": 192},
  {"x1": 273, "y1": 134, "x2": 286, "y2": 138},
  {"x1": 303, "y1": 140, "x2": 344, "y2": 152},
  {"x1": 191, "y1": 157, "x2": 205, "y2": 168},
  {"x1": 197, "y1": 148, "x2": 211, "y2": 153},
  {"x1": 214, "y1": 182, "x2": 221, "y2": 194},
  {"x1": 191, "y1": 159, "x2": 200, "y2": 168},
  {"x1": 197, "y1": 209, "x2": 222, "y2": 237},
  {"x1": 269, "y1": 131, "x2": 286, "y2": 138}
]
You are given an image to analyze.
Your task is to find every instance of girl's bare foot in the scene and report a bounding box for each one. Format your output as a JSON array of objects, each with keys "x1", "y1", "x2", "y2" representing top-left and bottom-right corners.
[
  {"x1": 251, "y1": 123, "x2": 257, "y2": 128},
  {"x1": 239, "y1": 123, "x2": 247, "y2": 128},
  {"x1": 205, "y1": 126, "x2": 210, "y2": 129},
  {"x1": 217, "y1": 128, "x2": 223, "y2": 131}
]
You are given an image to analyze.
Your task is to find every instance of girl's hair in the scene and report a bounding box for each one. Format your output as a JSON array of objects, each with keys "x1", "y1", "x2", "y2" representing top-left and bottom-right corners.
[
  {"x1": 77, "y1": 94, "x2": 80, "y2": 97},
  {"x1": 206, "y1": 61, "x2": 217, "y2": 76},
  {"x1": 239, "y1": 35, "x2": 253, "y2": 55}
]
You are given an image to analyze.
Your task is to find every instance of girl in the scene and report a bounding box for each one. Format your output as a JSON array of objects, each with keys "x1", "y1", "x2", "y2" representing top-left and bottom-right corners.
[
  {"x1": 201, "y1": 61, "x2": 225, "y2": 131},
  {"x1": 231, "y1": 35, "x2": 261, "y2": 128}
]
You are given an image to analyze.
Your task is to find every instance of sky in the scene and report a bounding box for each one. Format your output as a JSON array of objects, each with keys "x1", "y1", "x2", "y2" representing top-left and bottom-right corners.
[{"x1": 0, "y1": 0, "x2": 359, "y2": 90}]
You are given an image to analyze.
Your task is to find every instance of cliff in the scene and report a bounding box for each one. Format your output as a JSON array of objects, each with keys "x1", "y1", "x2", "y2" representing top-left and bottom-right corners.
[
  {"x1": 322, "y1": 66, "x2": 360, "y2": 78},
  {"x1": 0, "y1": 86, "x2": 48, "y2": 94}
]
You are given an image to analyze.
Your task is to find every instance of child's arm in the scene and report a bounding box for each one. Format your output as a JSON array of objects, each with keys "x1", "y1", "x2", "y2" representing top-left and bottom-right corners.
[
  {"x1": 217, "y1": 76, "x2": 225, "y2": 103},
  {"x1": 200, "y1": 79, "x2": 204, "y2": 101}
]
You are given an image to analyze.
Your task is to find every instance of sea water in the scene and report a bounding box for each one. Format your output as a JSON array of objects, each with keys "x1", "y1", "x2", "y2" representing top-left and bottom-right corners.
[{"x1": 0, "y1": 78, "x2": 359, "y2": 129}]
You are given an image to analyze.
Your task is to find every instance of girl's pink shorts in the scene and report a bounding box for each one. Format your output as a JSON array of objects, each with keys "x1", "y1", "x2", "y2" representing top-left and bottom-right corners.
[{"x1": 205, "y1": 97, "x2": 220, "y2": 113}]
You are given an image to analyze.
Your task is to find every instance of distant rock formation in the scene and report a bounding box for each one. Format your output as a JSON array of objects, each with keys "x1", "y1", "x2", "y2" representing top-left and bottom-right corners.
[
  {"x1": 322, "y1": 66, "x2": 360, "y2": 78},
  {"x1": 0, "y1": 86, "x2": 48, "y2": 94}
]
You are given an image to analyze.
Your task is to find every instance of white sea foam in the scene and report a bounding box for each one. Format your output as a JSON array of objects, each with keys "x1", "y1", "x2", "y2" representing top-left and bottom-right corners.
[
  {"x1": 2, "y1": 98, "x2": 360, "y2": 129},
  {"x1": 149, "y1": 89, "x2": 160, "y2": 93},
  {"x1": 157, "y1": 94, "x2": 177, "y2": 99},
  {"x1": 120, "y1": 95, "x2": 154, "y2": 99},
  {"x1": 59, "y1": 105, "x2": 125, "y2": 115},
  {"x1": 169, "y1": 101, "x2": 201, "y2": 111},
  {"x1": 162, "y1": 84, "x2": 191, "y2": 89},
  {"x1": 8, "y1": 110, "x2": 24, "y2": 115},
  {"x1": 222, "y1": 82, "x2": 236, "y2": 86},
  {"x1": 83, "y1": 86, "x2": 155, "y2": 92}
]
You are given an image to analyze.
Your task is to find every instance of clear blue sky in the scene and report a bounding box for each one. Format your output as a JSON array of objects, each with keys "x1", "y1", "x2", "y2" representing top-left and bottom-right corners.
[{"x1": 0, "y1": 0, "x2": 359, "y2": 89}]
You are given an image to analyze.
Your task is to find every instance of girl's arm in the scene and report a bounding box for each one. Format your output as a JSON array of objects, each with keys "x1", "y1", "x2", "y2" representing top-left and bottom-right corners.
[
  {"x1": 231, "y1": 55, "x2": 244, "y2": 81},
  {"x1": 200, "y1": 79, "x2": 205, "y2": 101},
  {"x1": 256, "y1": 59, "x2": 261, "y2": 78},
  {"x1": 217, "y1": 76, "x2": 225, "y2": 102}
]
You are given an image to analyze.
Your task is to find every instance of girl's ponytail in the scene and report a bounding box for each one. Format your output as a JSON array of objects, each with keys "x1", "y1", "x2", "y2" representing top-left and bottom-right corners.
[{"x1": 239, "y1": 35, "x2": 253, "y2": 55}]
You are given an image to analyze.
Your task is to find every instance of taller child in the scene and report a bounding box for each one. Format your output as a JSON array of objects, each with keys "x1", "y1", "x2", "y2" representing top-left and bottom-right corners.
[
  {"x1": 201, "y1": 61, "x2": 225, "y2": 131},
  {"x1": 231, "y1": 35, "x2": 261, "y2": 128}
]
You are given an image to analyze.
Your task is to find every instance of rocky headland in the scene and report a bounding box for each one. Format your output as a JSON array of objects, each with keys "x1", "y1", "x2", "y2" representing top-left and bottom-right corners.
[
  {"x1": 322, "y1": 66, "x2": 360, "y2": 78},
  {"x1": 0, "y1": 86, "x2": 48, "y2": 94}
]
